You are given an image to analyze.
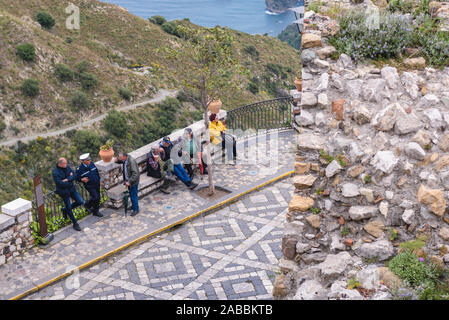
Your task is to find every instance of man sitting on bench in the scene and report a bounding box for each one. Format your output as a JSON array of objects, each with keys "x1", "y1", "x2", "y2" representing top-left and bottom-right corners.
[
  {"x1": 146, "y1": 146, "x2": 175, "y2": 194},
  {"x1": 159, "y1": 136, "x2": 198, "y2": 190}
]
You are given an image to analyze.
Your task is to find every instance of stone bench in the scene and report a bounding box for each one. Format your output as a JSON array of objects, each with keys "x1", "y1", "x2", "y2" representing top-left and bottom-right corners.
[{"x1": 97, "y1": 110, "x2": 227, "y2": 208}]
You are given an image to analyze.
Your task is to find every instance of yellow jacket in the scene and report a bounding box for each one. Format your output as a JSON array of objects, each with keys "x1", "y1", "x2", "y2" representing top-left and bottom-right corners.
[{"x1": 209, "y1": 120, "x2": 226, "y2": 145}]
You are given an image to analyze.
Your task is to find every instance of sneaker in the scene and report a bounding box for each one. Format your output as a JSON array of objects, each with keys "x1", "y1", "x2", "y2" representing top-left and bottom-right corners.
[
  {"x1": 73, "y1": 223, "x2": 81, "y2": 231},
  {"x1": 93, "y1": 211, "x2": 103, "y2": 217},
  {"x1": 130, "y1": 210, "x2": 139, "y2": 216},
  {"x1": 188, "y1": 182, "x2": 198, "y2": 190}
]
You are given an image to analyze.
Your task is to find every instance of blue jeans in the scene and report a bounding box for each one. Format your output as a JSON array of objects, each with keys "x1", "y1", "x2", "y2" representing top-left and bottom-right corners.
[
  {"x1": 173, "y1": 163, "x2": 191, "y2": 186},
  {"x1": 128, "y1": 184, "x2": 139, "y2": 212},
  {"x1": 62, "y1": 189, "x2": 84, "y2": 224}
]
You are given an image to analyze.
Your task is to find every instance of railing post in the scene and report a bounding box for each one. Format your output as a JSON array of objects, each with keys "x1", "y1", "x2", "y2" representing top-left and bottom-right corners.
[{"x1": 33, "y1": 175, "x2": 54, "y2": 244}]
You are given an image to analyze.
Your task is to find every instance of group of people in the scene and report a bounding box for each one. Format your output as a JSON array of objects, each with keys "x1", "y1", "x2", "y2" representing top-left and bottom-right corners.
[{"x1": 52, "y1": 113, "x2": 236, "y2": 231}]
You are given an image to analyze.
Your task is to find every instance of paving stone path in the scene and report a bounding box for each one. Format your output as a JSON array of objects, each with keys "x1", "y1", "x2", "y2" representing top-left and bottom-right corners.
[
  {"x1": 0, "y1": 130, "x2": 297, "y2": 299},
  {"x1": 25, "y1": 179, "x2": 294, "y2": 300}
]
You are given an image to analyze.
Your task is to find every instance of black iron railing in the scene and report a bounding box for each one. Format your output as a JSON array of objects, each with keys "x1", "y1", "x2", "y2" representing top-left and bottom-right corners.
[
  {"x1": 226, "y1": 96, "x2": 293, "y2": 133},
  {"x1": 31, "y1": 183, "x2": 98, "y2": 234}
]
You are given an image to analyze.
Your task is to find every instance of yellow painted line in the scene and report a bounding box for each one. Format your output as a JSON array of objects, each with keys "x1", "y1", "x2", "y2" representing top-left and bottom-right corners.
[{"x1": 10, "y1": 170, "x2": 294, "y2": 300}]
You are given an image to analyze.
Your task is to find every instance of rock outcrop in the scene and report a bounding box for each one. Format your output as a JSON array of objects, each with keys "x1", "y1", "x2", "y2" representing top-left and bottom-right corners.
[{"x1": 265, "y1": 0, "x2": 298, "y2": 13}]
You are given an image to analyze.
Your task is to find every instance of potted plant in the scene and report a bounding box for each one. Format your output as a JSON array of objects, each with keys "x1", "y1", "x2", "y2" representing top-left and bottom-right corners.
[
  {"x1": 99, "y1": 139, "x2": 115, "y2": 162},
  {"x1": 208, "y1": 99, "x2": 222, "y2": 114},
  {"x1": 294, "y1": 70, "x2": 302, "y2": 91}
]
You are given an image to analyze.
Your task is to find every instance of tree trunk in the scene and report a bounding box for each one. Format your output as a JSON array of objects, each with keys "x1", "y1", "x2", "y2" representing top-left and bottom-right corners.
[{"x1": 203, "y1": 96, "x2": 215, "y2": 195}]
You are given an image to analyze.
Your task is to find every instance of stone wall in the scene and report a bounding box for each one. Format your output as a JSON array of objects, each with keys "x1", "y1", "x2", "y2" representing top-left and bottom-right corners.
[
  {"x1": 96, "y1": 110, "x2": 227, "y2": 208},
  {"x1": 274, "y1": 1, "x2": 449, "y2": 300},
  {"x1": 0, "y1": 198, "x2": 34, "y2": 266}
]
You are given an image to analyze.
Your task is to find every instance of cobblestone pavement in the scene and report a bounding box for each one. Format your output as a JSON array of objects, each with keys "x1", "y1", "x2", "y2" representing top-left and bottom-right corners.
[
  {"x1": 0, "y1": 130, "x2": 297, "y2": 299},
  {"x1": 25, "y1": 179, "x2": 294, "y2": 300}
]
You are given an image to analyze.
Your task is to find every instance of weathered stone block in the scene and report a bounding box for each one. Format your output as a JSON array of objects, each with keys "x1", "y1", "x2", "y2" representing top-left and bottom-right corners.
[{"x1": 0, "y1": 214, "x2": 15, "y2": 232}]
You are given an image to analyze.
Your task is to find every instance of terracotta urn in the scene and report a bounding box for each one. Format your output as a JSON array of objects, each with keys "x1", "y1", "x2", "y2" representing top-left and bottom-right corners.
[
  {"x1": 294, "y1": 77, "x2": 302, "y2": 91},
  {"x1": 208, "y1": 99, "x2": 222, "y2": 114},
  {"x1": 99, "y1": 148, "x2": 114, "y2": 163}
]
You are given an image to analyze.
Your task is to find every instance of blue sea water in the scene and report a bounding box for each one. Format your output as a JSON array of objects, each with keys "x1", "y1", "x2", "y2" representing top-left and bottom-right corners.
[{"x1": 104, "y1": 0, "x2": 297, "y2": 36}]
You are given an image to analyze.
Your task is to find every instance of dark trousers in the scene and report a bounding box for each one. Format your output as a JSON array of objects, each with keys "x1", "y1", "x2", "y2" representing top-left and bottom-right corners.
[
  {"x1": 221, "y1": 134, "x2": 237, "y2": 160},
  {"x1": 61, "y1": 189, "x2": 84, "y2": 224},
  {"x1": 128, "y1": 183, "x2": 139, "y2": 212},
  {"x1": 185, "y1": 155, "x2": 208, "y2": 177},
  {"x1": 148, "y1": 170, "x2": 170, "y2": 190},
  {"x1": 85, "y1": 185, "x2": 100, "y2": 214}
]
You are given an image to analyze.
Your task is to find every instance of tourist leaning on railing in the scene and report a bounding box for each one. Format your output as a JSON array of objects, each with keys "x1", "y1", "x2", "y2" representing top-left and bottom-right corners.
[
  {"x1": 52, "y1": 157, "x2": 83, "y2": 231},
  {"x1": 75, "y1": 153, "x2": 103, "y2": 218}
]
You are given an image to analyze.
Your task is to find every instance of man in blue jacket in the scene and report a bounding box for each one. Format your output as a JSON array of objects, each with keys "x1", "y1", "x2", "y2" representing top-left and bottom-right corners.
[
  {"x1": 52, "y1": 157, "x2": 83, "y2": 231},
  {"x1": 76, "y1": 153, "x2": 103, "y2": 217}
]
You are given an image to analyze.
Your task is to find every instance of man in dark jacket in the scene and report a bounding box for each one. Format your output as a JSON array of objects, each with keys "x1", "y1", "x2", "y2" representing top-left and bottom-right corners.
[
  {"x1": 159, "y1": 136, "x2": 197, "y2": 190},
  {"x1": 146, "y1": 146, "x2": 176, "y2": 194},
  {"x1": 76, "y1": 153, "x2": 103, "y2": 217},
  {"x1": 114, "y1": 152, "x2": 140, "y2": 216},
  {"x1": 52, "y1": 157, "x2": 83, "y2": 231}
]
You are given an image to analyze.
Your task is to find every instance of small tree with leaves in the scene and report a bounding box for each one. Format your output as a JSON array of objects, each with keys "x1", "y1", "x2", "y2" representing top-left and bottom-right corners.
[{"x1": 163, "y1": 25, "x2": 247, "y2": 194}]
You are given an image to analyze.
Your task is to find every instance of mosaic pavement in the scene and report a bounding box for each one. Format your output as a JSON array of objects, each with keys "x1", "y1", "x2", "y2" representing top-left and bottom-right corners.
[
  {"x1": 0, "y1": 130, "x2": 297, "y2": 299},
  {"x1": 25, "y1": 179, "x2": 294, "y2": 300}
]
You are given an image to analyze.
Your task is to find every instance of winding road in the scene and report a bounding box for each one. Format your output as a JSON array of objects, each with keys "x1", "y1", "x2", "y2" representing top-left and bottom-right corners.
[{"x1": 0, "y1": 89, "x2": 178, "y2": 147}]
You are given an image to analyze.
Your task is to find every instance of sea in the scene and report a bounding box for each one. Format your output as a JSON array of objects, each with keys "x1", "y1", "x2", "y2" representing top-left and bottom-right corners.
[{"x1": 104, "y1": 0, "x2": 297, "y2": 36}]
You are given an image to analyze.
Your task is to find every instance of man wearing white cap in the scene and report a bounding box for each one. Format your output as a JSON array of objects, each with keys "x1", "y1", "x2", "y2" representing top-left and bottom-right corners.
[{"x1": 75, "y1": 153, "x2": 103, "y2": 217}]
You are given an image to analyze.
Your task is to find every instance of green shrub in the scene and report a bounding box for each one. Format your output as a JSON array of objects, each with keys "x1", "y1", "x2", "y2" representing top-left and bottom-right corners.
[
  {"x1": 161, "y1": 21, "x2": 180, "y2": 37},
  {"x1": 248, "y1": 81, "x2": 259, "y2": 94},
  {"x1": 16, "y1": 43, "x2": 36, "y2": 62},
  {"x1": 55, "y1": 63, "x2": 74, "y2": 82},
  {"x1": 118, "y1": 87, "x2": 132, "y2": 100},
  {"x1": 21, "y1": 79, "x2": 40, "y2": 97},
  {"x1": 75, "y1": 60, "x2": 91, "y2": 74},
  {"x1": 79, "y1": 72, "x2": 98, "y2": 90},
  {"x1": 387, "y1": 0, "x2": 414, "y2": 13},
  {"x1": 328, "y1": 10, "x2": 412, "y2": 63},
  {"x1": 71, "y1": 90, "x2": 89, "y2": 110},
  {"x1": 149, "y1": 15, "x2": 166, "y2": 25},
  {"x1": 388, "y1": 251, "x2": 441, "y2": 287},
  {"x1": 103, "y1": 109, "x2": 129, "y2": 137},
  {"x1": 142, "y1": 97, "x2": 179, "y2": 142},
  {"x1": 36, "y1": 11, "x2": 55, "y2": 29},
  {"x1": 0, "y1": 118, "x2": 6, "y2": 137},
  {"x1": 248, "y1": 76, "x2": 260, "y2": 94},
  {"x1": 72, "y1": 130, "x2": 102, "y2": 158},
  {"x1": 244, "y1": 45, "x2": 260, "y2": 59},
  {"x1": 307, "y1": 0, "x2": 325, "y2": 13},
  {"x1": 399, "y1": 237, "x2": 426, "y2": 251}
]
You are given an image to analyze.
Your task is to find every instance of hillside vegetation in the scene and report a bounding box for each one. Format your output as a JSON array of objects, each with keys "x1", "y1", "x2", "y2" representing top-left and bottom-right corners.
[{"x1": 0, "y1": 0, "x2": 302, "y2": 204}]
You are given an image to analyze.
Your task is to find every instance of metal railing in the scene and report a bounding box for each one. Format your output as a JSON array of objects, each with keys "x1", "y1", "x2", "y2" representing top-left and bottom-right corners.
[
  {"x1": 31, "y1": 182, "x2": 93, "y2": 233},
  {"x1": 226, "y1": 96, "x2": 293, "y2": 133}
]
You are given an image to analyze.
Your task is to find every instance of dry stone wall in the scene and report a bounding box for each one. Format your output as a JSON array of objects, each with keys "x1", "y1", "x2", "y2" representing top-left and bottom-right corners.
[{"x1": 274, "y1": 3, "x2": 449, "y2": 300}]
